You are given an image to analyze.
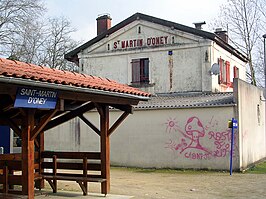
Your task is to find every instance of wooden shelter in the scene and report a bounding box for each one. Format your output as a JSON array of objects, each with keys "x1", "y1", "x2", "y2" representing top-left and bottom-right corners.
[{"x1": 0, "y1": 58, "x2": 150, "y2": 198}]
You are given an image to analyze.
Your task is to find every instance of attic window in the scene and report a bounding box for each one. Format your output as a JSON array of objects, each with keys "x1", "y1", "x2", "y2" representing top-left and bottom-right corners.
[
  {"x1": 107, "y1": 44, "x2": 110, "y2": 50},
  {"x1": 172, "y1": 36, "x2": 175, "y2": 44},
  {"x1": 138, "y1": 26, "x2": 141, "y2": 34}
]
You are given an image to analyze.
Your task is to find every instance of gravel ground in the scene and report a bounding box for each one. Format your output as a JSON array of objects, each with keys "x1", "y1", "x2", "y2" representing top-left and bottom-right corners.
[{"x1": 44, "y1": 167, "x2": 266, "y2": 199}]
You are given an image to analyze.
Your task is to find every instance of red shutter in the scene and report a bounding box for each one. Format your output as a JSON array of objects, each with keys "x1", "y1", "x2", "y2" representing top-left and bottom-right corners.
[
  {"x1": 226, "y1": 61, "x2": 230, "y2": 84},
  {"x1": 219, "y1": 58, "x2": 223, "y2": 84}
]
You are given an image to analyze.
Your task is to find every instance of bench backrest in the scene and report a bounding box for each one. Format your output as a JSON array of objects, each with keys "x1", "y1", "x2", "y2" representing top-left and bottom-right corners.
[{"x1": 40, "y1": 151, "x2": 102, "y2": 177}]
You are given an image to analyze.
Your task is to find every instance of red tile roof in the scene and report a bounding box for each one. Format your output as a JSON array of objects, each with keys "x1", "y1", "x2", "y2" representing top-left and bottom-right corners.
[{"x1": 0, "y1": 58, "x2": 151, "y2": 97}]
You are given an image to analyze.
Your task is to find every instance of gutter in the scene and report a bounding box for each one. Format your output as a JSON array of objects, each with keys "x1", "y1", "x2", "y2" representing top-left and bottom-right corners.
[{"x1": 0, "y1": 76, "x2": 150, "y2": 101}]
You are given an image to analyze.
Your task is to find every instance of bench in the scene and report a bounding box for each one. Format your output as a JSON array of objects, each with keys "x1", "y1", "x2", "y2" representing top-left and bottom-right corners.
[
  {"x1": 40, "y1": 151, "x2": 107, "y2": 196},
  {"x1": 0, "y1": 153, "x2": 40, "y2": 194}
]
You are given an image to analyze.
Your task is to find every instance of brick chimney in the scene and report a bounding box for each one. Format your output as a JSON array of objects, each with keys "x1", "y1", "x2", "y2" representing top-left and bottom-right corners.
[
  {"x1": 215, "y1": 28, "x2": 228, "y2": 43},
  {"x1": 96, "y1": 14, "x2": 112, "y2": 35}
]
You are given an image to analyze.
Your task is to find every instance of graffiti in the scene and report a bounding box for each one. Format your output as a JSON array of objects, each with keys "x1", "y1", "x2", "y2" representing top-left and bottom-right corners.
[
  {"x1": 181, "y1": 117, "x2": 209, "y2": 153},
  {"x1": 165, "y1": 138, "x2": 187, "y2": 152},
  {"x1": 164, "y1": 116, "x2": 238, "y2": 160},
  {"x1": 184, "y1": 152, "x2": 212, "y2": 160},
  {"x1": 165, "y1": 117, "x2": 179, "y2": 133}
]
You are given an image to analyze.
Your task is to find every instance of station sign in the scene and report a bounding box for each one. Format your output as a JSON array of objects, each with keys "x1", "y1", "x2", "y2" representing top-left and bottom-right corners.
[{"x1": 14, "y1": 87, "x2": 58, "y2": 109}]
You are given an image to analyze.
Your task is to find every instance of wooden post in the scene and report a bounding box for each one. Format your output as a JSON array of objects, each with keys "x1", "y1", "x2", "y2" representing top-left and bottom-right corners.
[
  {"x1": 3, "y1": 166, "x2": 8, "y2": 193},
  {"x1": 99, "y1": 105, "x2": 110, "y2": 195},
  {"x1": 35, "y1": 131, "x2": 44, "y2": 189},
  {"x1": 21, "y1": 109, "x2": 35, "y2": 199}
]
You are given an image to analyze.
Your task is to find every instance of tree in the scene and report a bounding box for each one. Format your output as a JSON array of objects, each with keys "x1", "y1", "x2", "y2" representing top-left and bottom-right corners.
[
  {"x1": 0, "y1": 0, "x2": 45, "y2": 54},
  {"x1": 7, "y1": 17, "x2": 47, "y2": 64},
  {"x1": 0, "y1": 0, "x2": 80, "y2": 72},
  {"x1": 213, "y1": 0, "x2": 266, "y2": 86},
  {"x1": 41, "y1": 17, "x2": 79, "y2": 71}
]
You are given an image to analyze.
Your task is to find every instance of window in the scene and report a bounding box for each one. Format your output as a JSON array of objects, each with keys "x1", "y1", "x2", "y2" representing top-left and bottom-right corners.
[
  {"x1": 218, "y1": 58, "x2": 231, "y2": 85},
  {"x1": 131, "y1": 58, "x2": 149, "y2": 84}
]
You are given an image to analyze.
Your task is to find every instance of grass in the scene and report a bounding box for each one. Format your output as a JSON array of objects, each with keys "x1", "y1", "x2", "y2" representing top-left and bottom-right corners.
[
  {"x1": 111, "y1": 166, "x2": 220, "y2": 174},
  {"x1": 112, "y1": 161, "x2": 266, "y2": 175},
  {"x1": 246, "y1": 161, "x2": 266, "y2": 174}
]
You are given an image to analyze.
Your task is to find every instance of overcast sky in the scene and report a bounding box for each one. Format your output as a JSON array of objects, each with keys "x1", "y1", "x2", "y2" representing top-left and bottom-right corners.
[{"x1": 45, "y1": 0, "x2": 225, "y2": 42}]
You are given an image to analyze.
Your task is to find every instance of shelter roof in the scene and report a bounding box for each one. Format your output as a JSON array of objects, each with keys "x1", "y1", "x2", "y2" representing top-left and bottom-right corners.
[
  {"x1": 135, "y1": 92, "x2": 235, "y2": 110},
  {"x1": 65, "y1": 12, "x2": 248, "y2": 63},
  {"x1": 0, "y1": 58, "x2": 150, "y2": 99}
]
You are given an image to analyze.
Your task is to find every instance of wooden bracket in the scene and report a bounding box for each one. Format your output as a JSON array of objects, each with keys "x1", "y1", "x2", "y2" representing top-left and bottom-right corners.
[
  {"x1": 77, "y1": 180, "x2": 88, "y2": 196},
  {"x1": 30, "y1": 109, "x2": 58, "y2": 140},
  {"x1": 108, "y1": 112, "x2": 130, "y2": 136},
  {"x1": 79, "y1": 115, "x2": 100, "y2": 136},
  {"x1": 47, "y1": 179, "x2": 57, "y2": 193}
]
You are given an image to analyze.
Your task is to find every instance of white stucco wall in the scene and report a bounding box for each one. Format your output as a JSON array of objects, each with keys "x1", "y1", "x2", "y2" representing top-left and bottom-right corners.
[
  {"x1": 78, "y1": 20, "x2": 246, "y2": 95},
  {"x1": 45, "y1": 106, "x2": 238, "y2": 170},
  {"x1": 234, "y1": 79, "x2": 266, "y2": 169}
]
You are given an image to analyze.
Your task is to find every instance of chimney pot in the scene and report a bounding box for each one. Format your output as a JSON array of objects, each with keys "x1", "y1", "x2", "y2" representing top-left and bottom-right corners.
[
  {"x1": 193, "y1": 21, "x2": 206, "y2": 30},
  {"x1": 215, "y1": 28, "x2": 228, "y2": 43},
  {"x1": 96, "y1": 14, "x2": 112, "y2": 35}
]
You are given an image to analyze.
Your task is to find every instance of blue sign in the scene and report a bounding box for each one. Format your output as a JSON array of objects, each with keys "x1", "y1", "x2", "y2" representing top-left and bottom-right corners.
[
  {"x1": 14, "y1": 87, "x2": 58, "y2": 109},
  {"x1": 232, "y1": 119, "x2": 238, "y2": 129}
]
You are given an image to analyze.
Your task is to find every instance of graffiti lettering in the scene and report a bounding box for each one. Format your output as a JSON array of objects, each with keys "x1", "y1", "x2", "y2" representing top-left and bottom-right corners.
[
  {"x1": 184, "y1": 152, "x2": 211, "y2": 160},
  {"x1": 164, "y1": 116, "x2": 238, "y2": 160}
]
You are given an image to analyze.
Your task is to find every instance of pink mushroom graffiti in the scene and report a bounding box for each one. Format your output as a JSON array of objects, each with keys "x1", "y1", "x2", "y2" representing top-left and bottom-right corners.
[
  {"x1": 164, "y1": 116, "x2": 238, "y2": 160},
  {"x1": 180, "y1": 117, "x2": 209, "y2": 153}
]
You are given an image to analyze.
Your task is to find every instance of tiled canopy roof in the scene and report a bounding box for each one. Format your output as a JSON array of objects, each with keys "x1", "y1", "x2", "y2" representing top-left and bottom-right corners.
[
  {"x1": 0, "y1": 58, "x2": 151, "y2": 97},
  {"x1": 135, "y1": 92, "x2": 234, "y2": 109}
]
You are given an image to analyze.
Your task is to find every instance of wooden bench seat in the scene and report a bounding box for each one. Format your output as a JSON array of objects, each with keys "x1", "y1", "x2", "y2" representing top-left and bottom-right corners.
[
  {"x1": 41, "y1": 174, "x2": 106, "y2": 182},
  {"x1": 40, "y1": 151, "x2": 107, "y2": 196}
]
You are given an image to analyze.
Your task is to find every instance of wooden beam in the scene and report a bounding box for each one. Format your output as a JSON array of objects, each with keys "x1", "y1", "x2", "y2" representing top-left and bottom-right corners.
[
  {"x1": 108, "y1": 112, "x2": 130, "y2": 136},
  {"x1": 110, "y1": 104, "x2": 133, "y2": 114},
  {"x1": 58, "y1": 90, "x2": 140, "y2": 105},
  {"x1": 95, "y1": 103, "x2": 104, "y2": 117},
  {"x1": 5, "y1": 118, "x2": 22, "y2": 137},
  {"x1": 30, "y1": 109, "x2": 58, "y2": 140},
  {"x1": 99, "y1": 105, "x2": 110, "y2": 195},
  {"x1": 44, "y1": 102, "x2": 95, "y2": 131},
  {"x1": 79, "y1": 115, "x2": 100, "y2": 136},
  {"x1": 21, "y1": 109, "x2": 35, "y2": 198}
]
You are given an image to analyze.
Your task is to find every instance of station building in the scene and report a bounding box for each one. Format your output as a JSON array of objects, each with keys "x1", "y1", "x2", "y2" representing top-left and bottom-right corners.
[{"x1": 46, "y1": 13, "x2": 265, "y2": 171}]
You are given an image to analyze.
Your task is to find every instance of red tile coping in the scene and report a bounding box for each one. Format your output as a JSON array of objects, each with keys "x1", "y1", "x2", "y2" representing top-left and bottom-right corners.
[{"x1": 0, "y1": 58, "x2": 151, "y2": 97}]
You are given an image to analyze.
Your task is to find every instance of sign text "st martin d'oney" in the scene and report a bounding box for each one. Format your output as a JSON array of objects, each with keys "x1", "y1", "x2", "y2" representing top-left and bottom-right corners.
[{"x1": 14, "y1": 88, "x2": 58, "y2": 109}]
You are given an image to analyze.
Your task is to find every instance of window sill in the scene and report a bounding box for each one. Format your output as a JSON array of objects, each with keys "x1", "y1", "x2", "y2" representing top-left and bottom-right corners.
[
  {"x1": 130, "y1": 82, "x2": 155, "y2": 88},
  {"x1": 219, "y1": 82, "x2": 233, "y2": 88}
]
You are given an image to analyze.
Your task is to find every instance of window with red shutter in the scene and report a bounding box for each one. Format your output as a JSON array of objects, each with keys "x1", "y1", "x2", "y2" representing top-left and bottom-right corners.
[
  {"x1": 218, "y1": 58, "x2": 227, "y2": 84},
  {"x1": 218, "y1": 58, "x2": 233, "y2": 86},
  {"x1": 226, "y1": 61, "x2": 230, "y2": 84}
]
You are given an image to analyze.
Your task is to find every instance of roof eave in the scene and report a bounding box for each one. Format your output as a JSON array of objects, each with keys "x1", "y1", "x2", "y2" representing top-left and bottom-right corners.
[{"x1": 0, "y1": 76, "x2": 150, "y2": 102}]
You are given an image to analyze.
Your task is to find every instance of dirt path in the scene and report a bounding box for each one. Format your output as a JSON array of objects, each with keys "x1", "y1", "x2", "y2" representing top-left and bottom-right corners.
[{"x1": 52, "y1": 168, "x2": 266, "y2": 199}]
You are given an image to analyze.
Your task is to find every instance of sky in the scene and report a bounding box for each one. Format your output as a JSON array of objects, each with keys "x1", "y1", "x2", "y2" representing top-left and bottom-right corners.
[{"x1": 45, "y1": 0, "x2": 226, "y2": 42}]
